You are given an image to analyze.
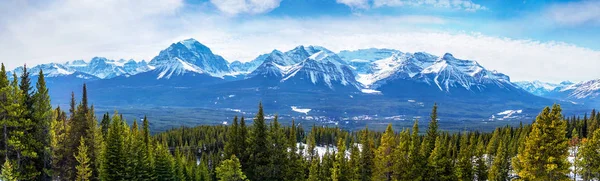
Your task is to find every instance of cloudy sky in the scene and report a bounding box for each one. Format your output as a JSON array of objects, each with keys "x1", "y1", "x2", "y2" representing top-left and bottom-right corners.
[{"x1": 0, "y1": 0, "x2": 599, "y2": 83}]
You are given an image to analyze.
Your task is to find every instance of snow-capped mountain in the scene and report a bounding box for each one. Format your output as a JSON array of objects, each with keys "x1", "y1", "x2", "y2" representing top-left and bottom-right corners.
[
  {"x1": 548, "y1": 79, "x2": 600, "y2": 104},
  {"x1": 11, "y1": 63, "x2": 75, "y2": 78},
  {"x1": 414, "y1": 53, "x2": 512, "y2": 92},
  {"x1": 10, "y1": 58, "x2": 151, "y2": 79},
  {"x1": 352, "y1": 50, "x2": 513, "y2": 93},
  {"x1": 149, "y1": 39, "x2": 230, "y2": 79},
  {"x1": 338, "y1": 48, "x2": 401, "y2": 74},
  {"x1": 514, "y1": 81, "x2": 574, "y2": 96},
  {"x1": 247, "y1": 45, "x2": 328, "y2": 79},
  {"x1": 282, "y1": 49, "x2": 361, "y2": 90}
]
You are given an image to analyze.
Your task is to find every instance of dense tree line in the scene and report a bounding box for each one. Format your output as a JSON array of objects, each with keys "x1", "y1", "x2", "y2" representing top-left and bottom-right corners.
[{"x1": 0, "y1": 63, "x2": 600, "y2": 180}]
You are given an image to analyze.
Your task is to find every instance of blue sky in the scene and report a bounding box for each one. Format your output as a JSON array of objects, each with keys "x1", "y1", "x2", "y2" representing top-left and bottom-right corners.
[{"x1": 0, "y1": 0, "x2": 599, "y2": 82}]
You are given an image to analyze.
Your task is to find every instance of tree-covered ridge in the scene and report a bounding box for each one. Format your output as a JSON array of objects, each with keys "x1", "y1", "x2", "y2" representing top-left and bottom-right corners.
[{"x1": 0, "y1": 62, "x2": 600, "y2": 180}]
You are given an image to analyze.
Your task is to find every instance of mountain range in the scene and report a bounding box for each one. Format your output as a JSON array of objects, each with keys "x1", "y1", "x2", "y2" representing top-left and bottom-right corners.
[{"x1": 10, "y1": 38, "x2": 598, "y2": 124}]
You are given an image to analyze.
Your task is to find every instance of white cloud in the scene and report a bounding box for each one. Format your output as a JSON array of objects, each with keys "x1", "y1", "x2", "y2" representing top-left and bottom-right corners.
[
  {"x1": 182, "y1": 16, "x2": 598, "y2": 83},
  {"x1": 209, "y1": 0, "x2": 281, "y2": 15},
  {"x1": 336, "y1": 0, "x2": 370, "y2": 9},
  {"x1": 372, "y1": 0, "x2": 486, "y2": 11},
  {"x1": 0, "y1": 1, "x2": 597, "y2": 83},
  {"x1": 544, "y1": 0, "x2": 600, "y2": 26},
  {"x1": 0, "y1": 0, "x2": 187, "y2": 69}
]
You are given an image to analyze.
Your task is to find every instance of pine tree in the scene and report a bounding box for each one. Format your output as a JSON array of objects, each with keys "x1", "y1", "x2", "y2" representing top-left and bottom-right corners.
[
  {"x1": 154, "y1": 142, "x2": 174, "y2": 181},
  {"x1": 102, "y1": 113, "x2": 127, "y2": 180},
  {"x1": 140, "y1": 116, "x2": 154, "y2": 180},
  {"x1": 100, "y1": 113, "x2": 110, "y2": 138},
  {"x1": 267, "y1": 115, "x2": 288, "y2": 180},
  {"x1": 359, "y1": 127, "x2": 375, "y2": 181},
  {"x1": 307, "y1": 154, "x2": 321, "y2": 181},
  {"x1": 216, "y1": 155, "x2": 247, "y2": 181},
  {"x1": 455, "y1": 132, "x2": 474, "y2": 181},
  {"x1": 238, "y1": 117, "x2": 249, "y2": 169},
  {"x1": 488, "y1": 140, "x2": 509, "y2": 181},
  {"x1": 32, "y1": 69, "x2": 53, "y2": 180},
  {"x1": 75, "y1": 137, "x2": 92, "y2": 181},
  {"x1": 577, "y1": 129, "x2": 600, "y2": 180},
  {"x1": 425, "y1": 135, "x2": 455, "y2": 181},
  {"x1": 513, "y1": 105, "x2": 570, "y2": 181},
  {"x1": 285, "y1": 120, "x2": 305, "y2": 181},
  {"x1": 1, "y1": 160, "x2": 16, "y2": 181},
  {"x1": 474, "y1": 136, "x2": 488, "y2": 181},
  {"x1": 373, "y1": 124, "x2": 396, "y2": 181},
  {"x1": 50, "y1": 107, "x2": 70, "y2": 180},
  {"x1": 408, "y1": 120, "x2": 425, "y2": 180},
  {"x1": 246, "y1": 103, "x2": 270, "y2": 181},
  {"x1": 332, "y1": 133, "x2": 347, "y2": 181},
  {"x1": 392, "y1": 129, "x2": 410, "y2": 180},
  {"x1": 348, "y1": 141, "x2": 361, "y2": 181},
  {"x1": 421, "y1": 104, "x2": 439, "y2": 159},
  {"x1": 18, "y1": 64, "x2": 33, "y2": 116},
  {"x1": 6, "y1": 73, "x2": 39, "y2": 180},
  {"x1": 224, "y1": 116, "x2": 239, "y2": 158}
]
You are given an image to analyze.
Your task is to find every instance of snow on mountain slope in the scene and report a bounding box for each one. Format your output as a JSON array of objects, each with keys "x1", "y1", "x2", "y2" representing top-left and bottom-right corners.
[
  {"x1": 11, "y1": 58, "x2": 151, "y2": 79},
  {"x1": 247, "y1": 45, "x2": 326, "y2": 79},
  {"x1": 362, "y1": 52, "x2": 513, "y2": 92},
  {"x1": 11, "y1": 63, "x2": 75, "y2": 78},
  {"x1": 559, "y1": 79, "x2": 600, "y2": 99},
  {"x1": 149, "y1": 38, "x2": 231, "y2": 79},
  {"x1": 338, "y1": 48, "x2": 401, "y2": 74},
  {"x1": 282, "y1": 49, "x2": 361, "y2": 89},
  {"x1": 155, "y1": 57, "x2": 205, "y2": 79},
  {"x1": 514, "y1": 80, "x2": 574, "y2": 96}
]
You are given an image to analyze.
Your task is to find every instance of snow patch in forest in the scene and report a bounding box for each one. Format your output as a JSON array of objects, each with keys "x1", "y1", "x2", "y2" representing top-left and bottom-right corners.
[
  {"x1": 361, "y1": 89, "x2": 382, "y2": 94},
  {"x1": 291, "y1": 106, "x2": 311, "y2": 114}
]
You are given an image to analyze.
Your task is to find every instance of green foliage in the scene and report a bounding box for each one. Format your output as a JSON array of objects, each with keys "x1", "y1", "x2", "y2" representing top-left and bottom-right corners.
[
  {"x1": 216, "y1": 155, "x2": 247, "y2": 181},
  {"x1": 1, "y1": 160, "x2": 16, "y2": 181},
  {"x1": 577, "y1": 129, "x2": 600, "y2": 180},
  {"x1": 373, "y1": 124, "x2": 395, "y2": 181},
  {"x1": 75, "y1": 137, "x2": 92, "y2": 181},
  {"x1": 513, "y1": 105, "x2": 570, "y2": 181}
]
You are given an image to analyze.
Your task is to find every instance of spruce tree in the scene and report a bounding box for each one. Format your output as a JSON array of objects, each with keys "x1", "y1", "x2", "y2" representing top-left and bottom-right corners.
[
  {"x1": 392, "y1": 129, "x2": 410, "y2": 180},
  {"x1": 577, "y1": 129, "x2": 600, "y2": 180},
  {"x1": 224, "y1": 116, "x2": 239, "y2": 158},
  {"x1": 154, "y1": 142, "x2": 174, "y2": 181},
  {"x1": 373, "y1": 124, "x2": 396, "y2": 181},
  {"x1": 513, "y1": 105, "x2": 570, "y2": 180},
  {"x1": 408, "y1": 120, "x2": 425, "y2": 180},
  {"x1": 359, "y1": 127, "x2": 375, "y2": 181},
  {"x1": 473, "y1": 136, "x2": 488, "y2": 181},
  {"x1": 6, "y1": 73, "x2": 39, "y2": 180},
  {"x1": 488, "y1": 140, "x2": 509, "y2": 181},
  {"x1": 348, "y1": 142, "x2": 361, "y2": 181},
  {"x1": 455, "y1": 132, "x2": 474, "y2": 181},
  {"x1": 246, "y1": 103, "x2": 270, "y2": 181},
  {"x1": 75, "y1": 137, "x2": 92, "y2": 181},
  {"x1": 332, "y1": 133, "x2": 347, "y2": 181},
  {"x1": 50, "y1": 107, "x2": 70, "y2": 180},
  {"x1": 426, "y1": 135, "x2": 454, "y2": 181},
  {"x1": 102, "y1": 113, "x2": 127, "y2": 180},
  {"x1": 32, "y1": 69, "x2": 53, "y2": 180},
  {"x1": 268, "y1": 115, "x2": 287, "y2": 180},
  {"x1": 422, "y1": 104, "x2": 439, "y2": 159},
  {"x1": 285, "y1": 120, "x2": 305, "y2": 181}
]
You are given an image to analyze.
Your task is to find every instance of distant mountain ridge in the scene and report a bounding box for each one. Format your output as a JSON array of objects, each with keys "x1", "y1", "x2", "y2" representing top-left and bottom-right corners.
[{"x1": 9, "y1": 38, "x2": 596, "y2": 121}]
